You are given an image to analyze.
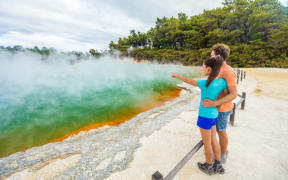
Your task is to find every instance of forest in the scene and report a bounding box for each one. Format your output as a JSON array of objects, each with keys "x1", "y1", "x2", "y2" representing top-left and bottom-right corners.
[{"x1": 109, "y1": 0, "x2": 288, "y2": 67}]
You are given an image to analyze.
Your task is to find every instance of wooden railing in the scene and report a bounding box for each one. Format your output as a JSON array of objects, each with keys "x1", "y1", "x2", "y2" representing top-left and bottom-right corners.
[
  {"x1": 230, "y1": 92, "x2": 246, "y2": 126},
  {"x1": 235, "y1": 68, "x2": 246, "y2": 84},
  {"x1": 152, "y1": 141, "x2": 203, "y2": 180}
]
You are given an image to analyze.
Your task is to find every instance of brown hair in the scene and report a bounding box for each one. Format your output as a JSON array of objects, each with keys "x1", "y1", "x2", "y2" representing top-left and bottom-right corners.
[
  {"x1": 211, "y1": 43, "x2": 230, "y2": 61},
  {"x1": 204, "y1": 56, "x2": 224, "y2": 87}
]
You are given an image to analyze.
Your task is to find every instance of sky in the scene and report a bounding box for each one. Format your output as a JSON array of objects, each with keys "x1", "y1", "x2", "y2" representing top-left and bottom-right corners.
[{"x1": 0, "y1": 0, "x2": 287, "y2": 52}]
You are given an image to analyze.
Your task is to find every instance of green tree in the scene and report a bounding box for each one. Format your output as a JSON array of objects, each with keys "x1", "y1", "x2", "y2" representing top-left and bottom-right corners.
[{"x1": 111, "y1": 0, "x2": 288, "y2": 67}]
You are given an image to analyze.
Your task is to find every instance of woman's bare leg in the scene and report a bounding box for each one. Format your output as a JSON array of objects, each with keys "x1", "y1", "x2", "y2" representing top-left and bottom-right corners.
[
  {"x1": 200, "y1": 128, "x2": 212, "y2": 164},
  {"x1": 217, "y1": 130, "x2": 228, "y2": 155},
  {"x1": 211, "y1": 125, "x2": 221, "y2": 161}
]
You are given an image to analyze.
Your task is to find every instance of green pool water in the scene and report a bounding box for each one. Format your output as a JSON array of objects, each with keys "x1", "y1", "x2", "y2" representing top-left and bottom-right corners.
[{"x1": 0, "y1": 53, "x2": 198, "y2": 157}]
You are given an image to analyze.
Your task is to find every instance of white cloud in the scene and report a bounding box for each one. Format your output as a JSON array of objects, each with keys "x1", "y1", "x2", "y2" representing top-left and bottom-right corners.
[
  {"x1": 279, "y1": 0, "x2": 288, "y2": 6},
  {"x1": 6, "y1": 0, "x2": 277, "y2": 52},
  {"x1": 0, "y1": 0, "x2": 154, "y2": 51}
]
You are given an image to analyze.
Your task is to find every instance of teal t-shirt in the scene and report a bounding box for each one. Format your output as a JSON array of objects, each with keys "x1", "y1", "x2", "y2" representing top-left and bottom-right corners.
[{"x1": 197, "y1": 78, "x2": 227, "y2": 119}]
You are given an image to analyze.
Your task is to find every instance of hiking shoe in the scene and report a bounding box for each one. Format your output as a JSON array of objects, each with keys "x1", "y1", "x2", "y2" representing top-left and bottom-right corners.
[
  {"x1": 213, "y1": 162, "x2": 225, "y2": 174},
  {"x1": 213, "y1": 151, "x2": 229, "y2": 163},
  {"x1": 197, "y1": 162, "x2": 215, "y2": 175},
  {"x1": 221, "y1": 150, "x2": 229, "y2": 164}
]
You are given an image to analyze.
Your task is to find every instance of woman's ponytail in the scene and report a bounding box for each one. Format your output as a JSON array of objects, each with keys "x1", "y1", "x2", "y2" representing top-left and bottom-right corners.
[{"x1": 204, "y1": 56, "x2": 224, "y2": 87}]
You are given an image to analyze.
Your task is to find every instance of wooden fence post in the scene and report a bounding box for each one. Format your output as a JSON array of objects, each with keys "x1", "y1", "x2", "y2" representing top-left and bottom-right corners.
[
  {"x1": 230, "y1": 103, "x2": 236, "y2": 126},
  {"x1": 237, "y1": 69, "x2": 240, "y2": 84},
  {"x1": 241, "y1": 92, "x2": 246, "y2": 110},
  {"x1": 152, "y1": 171, "x2": 163, "y2": 180}
]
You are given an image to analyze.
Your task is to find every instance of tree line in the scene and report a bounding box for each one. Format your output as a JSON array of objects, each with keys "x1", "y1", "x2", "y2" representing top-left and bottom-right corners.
[
  {"x1": 109, "y1": 0, "x2": 288, "y2": 67},
  {"x1": 0, "y1": 45, "x2": 105, "y2": 60}
]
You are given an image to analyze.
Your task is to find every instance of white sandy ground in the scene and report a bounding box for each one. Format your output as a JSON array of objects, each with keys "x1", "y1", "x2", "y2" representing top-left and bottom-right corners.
[{"x1": 104, "y1": 68, "x2": 288, "y2": 180}]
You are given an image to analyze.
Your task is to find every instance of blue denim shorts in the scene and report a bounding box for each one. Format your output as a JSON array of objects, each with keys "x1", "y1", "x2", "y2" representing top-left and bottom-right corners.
[
  {"x1": 216, "y1": 110, "x2": 233, "y2": 131},
  {"x1": 197, "y1": 116, "x2": 218, "y2": 130}
]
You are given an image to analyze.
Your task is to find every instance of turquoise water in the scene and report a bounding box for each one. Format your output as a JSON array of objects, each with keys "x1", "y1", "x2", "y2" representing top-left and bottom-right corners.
[{"x1": 0, "y1": 51, "x2": 197, "y2": 157}]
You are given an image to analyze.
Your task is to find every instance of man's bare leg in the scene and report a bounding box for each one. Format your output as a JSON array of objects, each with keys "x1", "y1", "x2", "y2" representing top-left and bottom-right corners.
[
  {"x1": 212, "y1": 126, "x2": 225, "y2": 174},
  {"x1": 217, "y1": 130, "x2": 228, "y2": 155}
]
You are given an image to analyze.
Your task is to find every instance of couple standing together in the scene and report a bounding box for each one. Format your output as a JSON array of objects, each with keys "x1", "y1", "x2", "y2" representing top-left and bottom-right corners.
[{"x1": 172, "y1": 44, "x2": 237, "y2": 175}]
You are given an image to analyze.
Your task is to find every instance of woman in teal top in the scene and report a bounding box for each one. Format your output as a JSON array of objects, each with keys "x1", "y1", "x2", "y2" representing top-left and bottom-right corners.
[
  {"x1": 172, "y1": 56, "x2": 226, "y2": 175},
  {"x1": 197, "y1": 78, "x2": 227, "y2": 119}
]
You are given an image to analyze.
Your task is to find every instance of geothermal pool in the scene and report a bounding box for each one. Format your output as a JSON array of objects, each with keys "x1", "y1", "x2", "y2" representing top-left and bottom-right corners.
[{"x1": 0, "y1": 50, "x2": 198, "y2": 158}]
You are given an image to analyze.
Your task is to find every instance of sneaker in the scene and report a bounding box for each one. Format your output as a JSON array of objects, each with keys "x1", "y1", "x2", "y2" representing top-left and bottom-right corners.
[
  {"x1": 213, "y1": 162, "x2": 225, "y2": 174},
  {"x1": 197, "y1": 162, "x2": 215, "y2": 175},
  {"x1": 221, "y1": 150, "x2": 229, "y2": 164}
]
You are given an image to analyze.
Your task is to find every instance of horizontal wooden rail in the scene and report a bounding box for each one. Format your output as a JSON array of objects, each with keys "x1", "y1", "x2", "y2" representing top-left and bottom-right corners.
[
  {"x1": 235, "y1": 97, "x2": 245, "y2": 107},
  {"x1": 152, "y1": 140, "x2": 203, "y2": 180},
  {"x1": 235, "y1": 68, "x2": 246, "y2": 84},
  {"x1": 230, "y1": 92, "x2": 246, "y2": 126}
]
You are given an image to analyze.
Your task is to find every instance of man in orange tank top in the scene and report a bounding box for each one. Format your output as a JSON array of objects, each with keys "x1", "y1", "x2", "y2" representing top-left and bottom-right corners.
[{"x1": 202, "y1": 44, "x2": 237, "y2": 164}]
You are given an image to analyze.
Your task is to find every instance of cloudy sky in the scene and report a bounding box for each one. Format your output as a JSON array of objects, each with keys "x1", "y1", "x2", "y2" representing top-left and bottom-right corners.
[{"x1": 0, "y1": 0, "x2": 287, "y2": 52}]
